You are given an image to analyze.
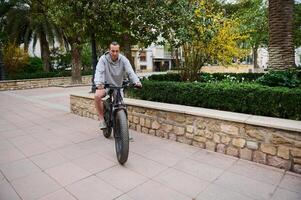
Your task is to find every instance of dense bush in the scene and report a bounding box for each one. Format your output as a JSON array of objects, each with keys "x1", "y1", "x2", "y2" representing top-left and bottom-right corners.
[
  {"x1": 8, "y1": 71, "x2": 71, "y2": 80},
  {"x1": 148, "y1": 73, "x2": 181, "y2": 81},
  {"x1": 257, "y1": 70, "x2": 300, "y2": 88},
  {"x1": 3, "y1": 42, "x2": 29, "y2": 75},
  {"x1": 22, "y1": 57, "x2": 43, "y2": 73},
  {"x1": 201, "y1": 73, "x2": 264, "y2": 82},
  {"x1": 7, "y1": 70, "x2": 93, "y2": 80},
  {"x1": 148, "y1": 72, "x2": 264, "y2": 83},
  {"x1": 127, "y1": 80, "x2": 301, "y2": 120}
]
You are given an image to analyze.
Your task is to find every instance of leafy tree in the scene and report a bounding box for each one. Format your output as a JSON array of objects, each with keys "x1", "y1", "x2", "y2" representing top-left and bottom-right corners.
[
  {"x1": 3, "y1": 42, "x2": 29, "y2": 75},
  {"x1": 179, "y1": 0, "x2": 249, "y2": 81},
  {"x1": 223, "y1": 0, "x2": 268, "y2": 68},
  {"x1": 3, "y1": 0, "x2": 65, "y2": 72},
  {"x1": 99, "y1": 0, "x2": 168, "y2": 68},
  {"x1": 160, "y1": 0, "x2": 195, "y2": 68},
  {"x1": 47, "y1": 0, "x2": 91, "y2": 83}
]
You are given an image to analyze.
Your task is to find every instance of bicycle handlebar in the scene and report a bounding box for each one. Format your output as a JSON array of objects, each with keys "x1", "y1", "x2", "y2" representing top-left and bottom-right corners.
[{"x1": 104, "y1": 81, "x2": 141, "y2": 89}]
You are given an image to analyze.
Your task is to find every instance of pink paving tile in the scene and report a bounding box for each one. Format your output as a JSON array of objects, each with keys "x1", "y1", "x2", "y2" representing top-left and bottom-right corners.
[
  {"x1": 45, "y1": 162, "x2": 91, "y2": 186},
  {"x1": 0, "y1": 158, "x2": 41, "y2": 181},
  {"x1": 279, "y1": 173, "x2": 301, "y2": 194},
  {"x1": 196, "y1": 184, "x2": 254, "y2": 200},
  {"x1": 214, "y1": 171, "x2": 276, "y2": 200},
  {"x1": 142, "y1": 149, "x2": 186, "y2": 167},
  {"x1": 125, "y1": 153, "x2": 168, "y2": 178},
  {"x1": 0, "y1": 129, "x2": 27, "y2": 139},
  {"x1": 228, "y1": 159, "x2": 284, "y2": 185},
  {"x1": 30, "y1": 151, "x2": 68, "y2": 170},
  {"x1": 16, "y1": 142, "x2": 51, "y2": 157},
  {"x1": 66, "y1": 176, "x2": 122, "y2": 200},
  {"x1": 0, "y1": 179, "x2": 22, "y2": 200},
  {"x1": 0, "y1": 140, "x2": 15, "y2": 151},
  {"x1": 127, "y1": 180, "x2": 191, "y2": 200},
  {"x1": 190, "y1": 149, "x2": 238, "y2": 170},
  {"x1": 38, "y1": 189, "x2": 77, "y2": 200},
  {"x1": 174, "y1": 158, "x2": 224, "y2": 182},
  {"x1": 71, "y1": 153, "x2": 116, "y2": 173},
  {"x1": 0, "y1": 148, "x2": 25, "y2": 165},
  {"x1": 153, "y1": 168, "x2": 210, "y2": 198},
  {"x1": 57, "y1": 144, "x2": 96, "y2": 160},
  {"x1": 11, "y1": 172, "x2": 61, "y2": 200},
  {"x1": 96, "y1": 165, "x2": 148, "y2": 192},
  {"x1": 271, "y1": 188, "x2": 301, "y2": 200}
]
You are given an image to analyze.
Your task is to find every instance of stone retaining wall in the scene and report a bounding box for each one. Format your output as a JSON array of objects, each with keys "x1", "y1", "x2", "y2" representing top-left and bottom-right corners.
[
  {"x1": 0, "y1": 75, "x2": 92, "y2": 91},
  {"x1": 70, "y1": 93, "x2": 301, "y2": 174}
]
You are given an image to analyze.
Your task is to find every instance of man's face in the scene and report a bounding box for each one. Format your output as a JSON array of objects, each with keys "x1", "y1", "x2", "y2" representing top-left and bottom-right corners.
[{"x1": 109, "y1": 44, "x2": 120, "y2": 61}]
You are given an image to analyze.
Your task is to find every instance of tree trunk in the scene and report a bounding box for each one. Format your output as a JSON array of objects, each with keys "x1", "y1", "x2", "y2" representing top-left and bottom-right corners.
[
  {"x1": 40, "y1": 31, "x2": 51, "y2": 72},
  {"x1": 0, "y1": 44, "x2": 5, "y2": 80},
  {"x1": 71, "y1": 43, "x2": 82, "y2": 84},
  {"x1": 175, "y1": 48, "x2": 180, "y2": 68},
  {"x1": 253, "y1": 46, "x2": 259, "y2": 68},
  {"x1": 123, "y1": 34, "x2": 135, "y2": 71},
  {"x1": 91, "y1": 33, "x2": 97, "y2": 92},
  {"x1": 268, "y1": 0, "x2": 295, "y2": 70}
]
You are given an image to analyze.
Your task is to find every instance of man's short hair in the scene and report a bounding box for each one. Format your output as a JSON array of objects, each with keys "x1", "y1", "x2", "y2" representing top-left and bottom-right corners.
[{"x1": 110, "y1": 41, "x2": 119, "y2": 46}]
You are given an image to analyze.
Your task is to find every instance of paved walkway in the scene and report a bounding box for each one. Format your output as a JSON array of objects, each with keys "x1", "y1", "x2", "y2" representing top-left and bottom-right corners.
[{"x1": 0, "y1": 87, "x2": 301, "y2": 200}]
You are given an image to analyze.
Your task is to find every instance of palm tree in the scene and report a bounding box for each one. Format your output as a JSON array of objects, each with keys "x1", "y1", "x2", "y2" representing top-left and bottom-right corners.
[
  {"x1": 5, "y1": 0, "x2": 65, "y2": 72},
  {"x1": 268, "y1": 0, "x2": 295, "y2": 69}
]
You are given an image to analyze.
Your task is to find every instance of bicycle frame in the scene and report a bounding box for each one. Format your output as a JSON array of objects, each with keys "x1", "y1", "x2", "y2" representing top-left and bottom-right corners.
[{"x1": 105, "y1": 86, "x2": 128, "y2": 137}]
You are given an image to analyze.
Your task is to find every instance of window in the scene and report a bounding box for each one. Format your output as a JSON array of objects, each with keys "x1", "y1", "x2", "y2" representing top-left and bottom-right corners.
[
  {"x1": 140, "y1": 65, "x2": 147, "y2": 70},
  {"x1": 139, "y1": 51, "x2": 146, "y2": 62}
]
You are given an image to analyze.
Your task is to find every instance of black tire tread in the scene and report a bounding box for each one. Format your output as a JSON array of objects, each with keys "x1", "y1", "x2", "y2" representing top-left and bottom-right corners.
[{"x1": 115, "y1": 110, "x2": 129, "y2": 165}]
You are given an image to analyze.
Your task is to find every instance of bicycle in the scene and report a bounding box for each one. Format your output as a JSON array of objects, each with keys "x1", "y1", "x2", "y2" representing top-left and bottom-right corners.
[{"x1": 102, "y1": 80, "x2": 140, "y2": 165}]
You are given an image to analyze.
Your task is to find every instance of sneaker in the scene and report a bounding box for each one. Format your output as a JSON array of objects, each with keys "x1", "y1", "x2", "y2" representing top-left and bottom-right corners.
[
  {"x1": 129, "y1": 132, "x2": 134, "y2": 142},
  {"x1": 99, "y1": 120, "x2": 107, "y2": 129}
]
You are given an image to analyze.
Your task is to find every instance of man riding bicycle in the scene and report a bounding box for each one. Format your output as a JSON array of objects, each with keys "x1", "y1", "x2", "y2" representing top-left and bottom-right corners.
[{"x1": 94, "y1": 41, "x2": 142, "y2": 129}]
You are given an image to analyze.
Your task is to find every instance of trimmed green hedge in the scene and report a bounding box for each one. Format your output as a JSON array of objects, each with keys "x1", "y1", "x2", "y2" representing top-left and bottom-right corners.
[
  {"x1": 148, "y1": 73, "x2": 181, "y2": 81},
  {"x1": 7, "y1": 70, "x2": 93, "y2": 80},
  {"x1": 127, "y1": 80, "x2": 301, "y2": 120},
  {"x1": 148, "y1": 73, "x2": 265, "y2": 82}
]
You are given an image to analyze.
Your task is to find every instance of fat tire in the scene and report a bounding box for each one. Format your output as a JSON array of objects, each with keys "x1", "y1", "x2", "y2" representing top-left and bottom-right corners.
[{"x1": 114, "y1": 110, "x2": 129, "y2": 165}]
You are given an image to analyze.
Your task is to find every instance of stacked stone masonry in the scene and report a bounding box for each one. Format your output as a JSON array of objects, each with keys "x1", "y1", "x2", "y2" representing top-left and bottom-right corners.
[
  {"x1": 70, "y1": 94, "x2": 301, "y2": 174},
  {"x1": 0, "y1": 76, "x2": 92, "y2": 91}
]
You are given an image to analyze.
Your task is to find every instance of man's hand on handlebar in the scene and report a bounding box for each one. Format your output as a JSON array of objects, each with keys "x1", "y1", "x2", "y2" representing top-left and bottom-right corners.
[{"x1": 135, "y1": 82, "x2": 142, "y2": 88}]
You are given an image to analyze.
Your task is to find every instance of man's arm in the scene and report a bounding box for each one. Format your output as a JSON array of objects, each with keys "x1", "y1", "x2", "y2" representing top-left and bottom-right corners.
[
  {"x1": 94, "y1": 57, "x2": 105, "y2": 88},
  {"x1": 123, "y1": 58, "x2": 140, "y2": 84}
]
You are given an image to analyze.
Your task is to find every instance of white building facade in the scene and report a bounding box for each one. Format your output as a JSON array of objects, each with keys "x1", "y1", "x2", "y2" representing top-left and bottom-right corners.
[{"x1": 132, "y1": 44, "x2": 180, "y2": 72}]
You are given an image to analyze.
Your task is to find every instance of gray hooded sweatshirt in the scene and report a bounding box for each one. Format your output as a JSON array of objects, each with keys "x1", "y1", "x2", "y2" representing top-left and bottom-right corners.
[{"x1": 94, "y1": 52, "x2": 140, "y2": 87}]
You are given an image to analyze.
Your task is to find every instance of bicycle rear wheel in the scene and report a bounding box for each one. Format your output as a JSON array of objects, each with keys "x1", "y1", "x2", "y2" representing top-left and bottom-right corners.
[
  {"x1": 103, "y1": 99, "x2": 112, "y2": 138},
  {"x1": 114, "y1": 109, "x2": 129, "y2": 165}
]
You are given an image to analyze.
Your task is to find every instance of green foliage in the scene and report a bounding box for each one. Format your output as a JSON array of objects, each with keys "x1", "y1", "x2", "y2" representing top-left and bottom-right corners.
[
  {"x1": 148, "y1": 73, "x2": 264, "y2": 83},
  {"x1": 23, "y1": 57, "x2": 43, "y2": 73},
  {"x1": 50, "y1": 48, "x2": 71, "y2": 70},
  {"x1": 7, "y1": 70, "x2": 93, "y2": 80},
  {"x1": 148, "y1": 73, "x2": 181, "y2": 82},
  {"x1": 3, "y1": 42, "x2": 29, "y2": 75},
  {"x1": 257, "y1": 70, "x2": 301, "y2": 88},
  {"x1": 127, "y1": 80, "x2": 301, "y2": 120},
  {"x1": 81, "y1": 43, "x2": 92, "y2": 70},
  {"x1": 294, "y1": 2, "x2": 301, "y2": 47},
  {"x1": 200, "y1": 73, "x2": 264, "y2": 82},
  {"x1": 173, "y1": 0, "x2": 249, "y2": 81},
  {"x1": 8, "y1": 71, "x2": 71, "y2": 80},
  {"x1": 224, "y1": 0, "x2": 268, "y2": 48}
]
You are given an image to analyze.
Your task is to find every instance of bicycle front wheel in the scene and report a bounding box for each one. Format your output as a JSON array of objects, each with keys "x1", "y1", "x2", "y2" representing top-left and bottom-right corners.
[{"x1": 114, "y1": 109, "x2": 129, "y2": 165}]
